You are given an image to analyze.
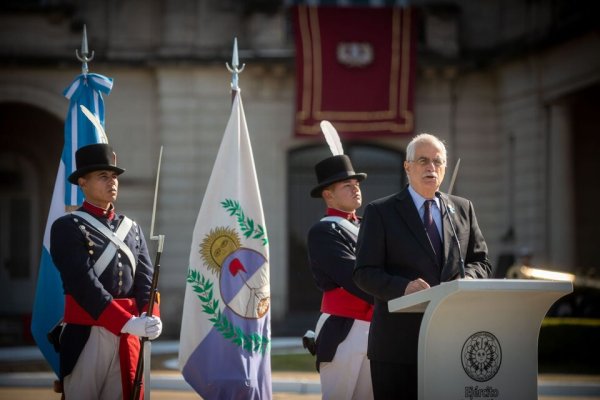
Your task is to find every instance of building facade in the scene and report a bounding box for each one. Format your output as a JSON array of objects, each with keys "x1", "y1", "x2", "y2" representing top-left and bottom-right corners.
[{"x1": 0, "y1": 0, "x2": 598, "y2": 341}]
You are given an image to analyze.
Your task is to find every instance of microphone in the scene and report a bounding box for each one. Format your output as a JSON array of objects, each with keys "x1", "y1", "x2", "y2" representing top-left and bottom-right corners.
[{"x1": 436, "y1": 192, "x2": 465, "y2": 279}]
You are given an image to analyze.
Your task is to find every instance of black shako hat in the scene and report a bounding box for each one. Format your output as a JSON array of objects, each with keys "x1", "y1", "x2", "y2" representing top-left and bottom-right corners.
[
  {"x1": 68, "y1": 143, "x2": 125, "y2": 185},
  {"x1": 310, "y1": 154, "x2": 367, "y2": 198}
]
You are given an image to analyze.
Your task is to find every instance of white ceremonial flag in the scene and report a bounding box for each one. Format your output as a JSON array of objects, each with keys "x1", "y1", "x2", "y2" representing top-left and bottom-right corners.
[{"x1": 179, "y1": 90, "x2": 272, "y2": 399}]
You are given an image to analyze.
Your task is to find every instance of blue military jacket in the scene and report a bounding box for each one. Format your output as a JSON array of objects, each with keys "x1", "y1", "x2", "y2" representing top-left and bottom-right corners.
[
  {"x1": 307, "y1": 215, "x2": 373, "y2": 370},
  {"x1": 50, "y1": 206, "x2": 154, "y2": 378}
]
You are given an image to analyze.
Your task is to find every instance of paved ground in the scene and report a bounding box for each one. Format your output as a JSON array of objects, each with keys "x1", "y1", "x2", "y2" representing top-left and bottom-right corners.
[
  {"x1": 0, "y1": 370, "x2": 321, "y2": 400},
  {"x1": 2, "y1": 371, "x2": 599, "y2": 399},
  {"x1": 1, "y1": 341, "x2": 598, "y2": 399},
  {"x1": 1, "y1": 382, "x2": 600, "y2": 400},
  {"x1": 0, "y1": 382, "x2": 322, "y2": 400}
]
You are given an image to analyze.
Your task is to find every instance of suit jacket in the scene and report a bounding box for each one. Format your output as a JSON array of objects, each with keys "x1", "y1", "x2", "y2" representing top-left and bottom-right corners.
[{"x1": 353, "y1": 186, "x2": 491, "y2": 364}]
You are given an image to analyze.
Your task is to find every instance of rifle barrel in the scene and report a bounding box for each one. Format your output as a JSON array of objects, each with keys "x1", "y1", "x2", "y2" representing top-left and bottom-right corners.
[{"x1": 131, "y1": 250, "x2": 162, "y2": 400}]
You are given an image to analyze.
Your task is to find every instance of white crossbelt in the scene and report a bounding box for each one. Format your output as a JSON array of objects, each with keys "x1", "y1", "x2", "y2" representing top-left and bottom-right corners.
[
  {"x1": 315, "y1": 216, "x2": 360, "y2": 338},
  {"x1": 71, "y1": 211, "x2": 137, "y2": 277},
  {"x1": 320, "y1": 216, "x2": 359, "y2": 236}
]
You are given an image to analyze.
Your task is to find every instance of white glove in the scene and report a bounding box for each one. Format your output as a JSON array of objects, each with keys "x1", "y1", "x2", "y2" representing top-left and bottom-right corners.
[
  {"x1": 121, "y1": 315, "x2": 148, "y2": 337},
  {"x1": 145, "y1": 315, "x2": 163, "y2": 340}
]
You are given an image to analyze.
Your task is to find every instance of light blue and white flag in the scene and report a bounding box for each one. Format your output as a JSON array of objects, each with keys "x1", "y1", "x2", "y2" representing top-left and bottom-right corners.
[
  {"x1": 30, "y1": 73, "x2": 113, "y2": 376},
  {"x1": 179, "y1": 90, "x2": 272, "y2": 399}
]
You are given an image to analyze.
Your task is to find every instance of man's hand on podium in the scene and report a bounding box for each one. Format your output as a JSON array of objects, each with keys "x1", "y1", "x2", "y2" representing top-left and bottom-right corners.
[{"x1": 405, "y1": 278, "x2": 431, "y2": 295}]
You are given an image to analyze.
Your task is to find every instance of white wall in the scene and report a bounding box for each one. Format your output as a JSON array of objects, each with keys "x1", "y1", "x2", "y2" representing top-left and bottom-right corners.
[{"x1": 497, "y1": 33, "x2": 600, "y2": 269}]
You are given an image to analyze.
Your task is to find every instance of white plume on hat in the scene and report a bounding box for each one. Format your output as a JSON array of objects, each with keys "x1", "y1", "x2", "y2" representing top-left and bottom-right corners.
[
  {"x1": 79, "y1": 104, "x2": 109, "y2": 144},
  {"x1": 320, "y1": 120, "x2": 344, "y2": 156}
]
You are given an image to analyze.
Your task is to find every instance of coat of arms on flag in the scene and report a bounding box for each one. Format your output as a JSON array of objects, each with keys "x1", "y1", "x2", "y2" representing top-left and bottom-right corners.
[{"x1": 187, "y1": 198, "x2": 270, "y2": 349}]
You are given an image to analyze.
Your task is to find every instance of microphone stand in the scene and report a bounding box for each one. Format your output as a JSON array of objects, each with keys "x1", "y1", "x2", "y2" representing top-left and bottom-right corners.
[
  {"x1": 131, "y1": 147, "x2": 165, "y2": 400},
  {"x1": 436, "y1": 192, "x2": 465, "y2": 279}
]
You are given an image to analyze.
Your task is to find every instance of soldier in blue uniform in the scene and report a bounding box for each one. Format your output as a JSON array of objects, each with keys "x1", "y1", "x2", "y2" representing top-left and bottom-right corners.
[
  {"x1": 306, "y1": 154, "x2": 374, "y2": 400},
  {"x1": 51, "y1": 143, "x2": 162, "y2": 400}
]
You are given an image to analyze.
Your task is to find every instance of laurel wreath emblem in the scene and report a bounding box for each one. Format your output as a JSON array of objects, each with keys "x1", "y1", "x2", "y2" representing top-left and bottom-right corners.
[
  {"x1": 221, "y1": 199, "x2": 268, "y2": 246},
  {"x1": 187, "y1": 269, "x2": 270, "y2": 354}
]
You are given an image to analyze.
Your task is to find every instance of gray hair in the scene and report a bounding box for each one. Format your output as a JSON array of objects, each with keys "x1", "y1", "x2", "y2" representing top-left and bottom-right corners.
[{"x1": 406, "y1": 133, "x2": 447, "y2": 162}]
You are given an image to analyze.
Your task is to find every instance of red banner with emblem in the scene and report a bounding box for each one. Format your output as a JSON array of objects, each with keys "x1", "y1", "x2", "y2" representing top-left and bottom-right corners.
[{"x1": 292, "y1": 5, "x2": 415, "y2": 138}]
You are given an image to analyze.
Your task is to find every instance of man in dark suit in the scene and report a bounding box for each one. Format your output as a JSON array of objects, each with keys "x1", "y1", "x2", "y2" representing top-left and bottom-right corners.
[{"x1": 353, "y1": 133, "x2": 491, "y2": 399}]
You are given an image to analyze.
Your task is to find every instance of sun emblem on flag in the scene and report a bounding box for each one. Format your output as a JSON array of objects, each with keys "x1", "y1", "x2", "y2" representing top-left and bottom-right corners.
[{"x1": 200, "y1": 227, "x2": 241, "y2": 275}]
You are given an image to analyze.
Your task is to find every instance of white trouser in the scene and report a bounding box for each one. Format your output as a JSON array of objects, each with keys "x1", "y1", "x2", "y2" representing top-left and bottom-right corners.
[
  {"x1": 64, "y1": 326, "x2": 123, "y2": 400},
  {"x1": 319, "y1": 318, "x2": 373, "y2": 400}
]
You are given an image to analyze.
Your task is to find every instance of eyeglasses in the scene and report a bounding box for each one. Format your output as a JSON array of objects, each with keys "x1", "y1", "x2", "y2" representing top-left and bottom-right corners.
[{"x1": 408, "y1": 157, "x2": 446, "y2": 167}]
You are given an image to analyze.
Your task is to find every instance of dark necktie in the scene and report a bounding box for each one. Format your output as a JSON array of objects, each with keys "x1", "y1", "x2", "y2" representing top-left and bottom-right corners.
[{"x1": 424, "y1": 200, "x2": 443, "y2": 267}]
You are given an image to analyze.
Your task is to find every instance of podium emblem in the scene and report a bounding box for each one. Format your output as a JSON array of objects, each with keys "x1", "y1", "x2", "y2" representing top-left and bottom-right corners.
[{"x1": 461, "y1": 331, "x2": 502, "y2": 382}]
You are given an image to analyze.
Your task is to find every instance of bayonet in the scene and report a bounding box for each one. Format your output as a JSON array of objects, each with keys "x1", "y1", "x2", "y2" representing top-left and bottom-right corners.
[{"x1": 447, "y1": 158, "x2": 461, "y2": 195}]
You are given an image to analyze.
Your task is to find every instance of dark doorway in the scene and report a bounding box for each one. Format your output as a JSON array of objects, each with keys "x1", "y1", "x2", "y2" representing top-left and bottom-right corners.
[
  {"x1": 569, "y1": 83, "x2": 600, "y2": 275},
  {"x1": 283, "y1": 143, "x2": 406, "y2": 335},
  {"x1": 0, "y1": 102, "x2": 62, "y2": 344}
]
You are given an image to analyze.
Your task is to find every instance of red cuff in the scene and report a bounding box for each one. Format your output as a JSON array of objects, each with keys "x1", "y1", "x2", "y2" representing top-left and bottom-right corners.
[
  {"x1": 64, "y1": 295, "x2": 137, "y2": 335},
  {"x1": 96, "y1": 300, "x2": 135, "y2": 335}
]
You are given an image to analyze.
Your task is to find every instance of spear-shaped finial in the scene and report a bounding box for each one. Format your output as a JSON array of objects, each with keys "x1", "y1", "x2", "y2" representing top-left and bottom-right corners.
[
  {"x1": 75, "y1": 24, "x2": 95, "y2": 76},
  {"x1": 225, "y1": 37, "x2": 245, "y2": 91}
]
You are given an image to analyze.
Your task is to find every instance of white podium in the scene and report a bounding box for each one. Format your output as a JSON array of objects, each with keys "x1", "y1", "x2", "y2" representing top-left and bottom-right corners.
[{"x1": 388, "y1": 279, "x2": 572, "y2": 400}]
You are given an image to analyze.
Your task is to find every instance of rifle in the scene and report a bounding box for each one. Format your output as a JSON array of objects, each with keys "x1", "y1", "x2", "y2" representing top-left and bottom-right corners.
[
  {"x1": 447, "y1": 158, "x2": 461, "y2": 196},
  {"x1": 131, "y1": 146, "x2": 165, "y2": 400}
]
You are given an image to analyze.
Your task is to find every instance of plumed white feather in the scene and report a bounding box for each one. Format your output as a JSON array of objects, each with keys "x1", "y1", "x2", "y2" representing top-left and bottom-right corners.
[
  {"x1": 79, "y1": 105, "x2": 108, "y2": 143},
  {"x1": 320, "y1": 120, "x2": 344, "y2": 156}
]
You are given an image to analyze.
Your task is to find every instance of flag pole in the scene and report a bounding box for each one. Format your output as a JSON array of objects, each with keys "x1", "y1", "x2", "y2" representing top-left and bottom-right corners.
[
  {"x1": 75, "y1": 24, "x2": 94, "y2": 77},
  {"x1": 32, "y1": 23, "x2": 114, "y2": 394},
  {"x1": 67, "y1": 24, "x2": 95, "y2": 212},
  {"x1": 178, "y1": 38, "x2": 272, "y2": 398},
  {"x1": 226, "y1": 37, "x2": 245, "y2": 99},
  {"x1": 55, "y1": 24, "x2": 95, "y2": 392}
]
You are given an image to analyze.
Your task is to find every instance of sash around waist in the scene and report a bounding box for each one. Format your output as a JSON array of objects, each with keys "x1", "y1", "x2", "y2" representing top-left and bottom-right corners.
[{"x1": 321, "y1": 287, "x2": 373, "y2": 322}]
